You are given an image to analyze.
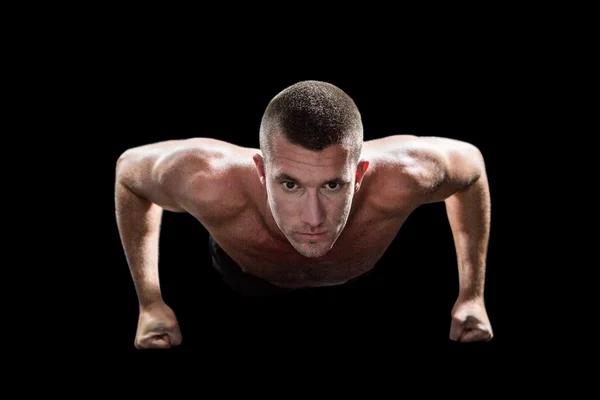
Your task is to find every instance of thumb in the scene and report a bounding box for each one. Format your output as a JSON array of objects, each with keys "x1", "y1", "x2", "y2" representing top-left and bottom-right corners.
[
  {"x1": 168, "y1": 329, "x2": 182, "y2": 346},
  {"x1": 459, "y1": 329, "x2": 492, "y2": 342},
  {"x1": 150, "y1": 334, "x2": 172, "y2": 348},
  {"x1": 449, "y1": 317, "x2": 464, "y2": 341}
]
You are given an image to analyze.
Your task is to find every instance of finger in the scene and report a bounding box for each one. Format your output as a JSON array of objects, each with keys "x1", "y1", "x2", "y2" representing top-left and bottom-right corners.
[
  {"x1": 167, "y1": 328, "x2": 183, "y2": 346},
  {"x1": 138, "y1": 333, "x2": 172, "y2": 349},
  {"x1": 459, "y1": 329, "x2": 492, "y2": 342},
  {"x1": 148, "y1": 335, "x2": 172, "y2": 349},
  {"x1": 148, "y1": 320, "x2": 181, "y2": 344},
  {"x1": 449, "y1": 318, "x2": 464, "y2": 341}
]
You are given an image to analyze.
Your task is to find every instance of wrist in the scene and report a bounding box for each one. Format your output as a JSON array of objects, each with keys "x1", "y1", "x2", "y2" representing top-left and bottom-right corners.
[
  {"x1": 137, "y1": 288, "x2": 163, "y2": 310},
  {"x1": 457, "y1": 290, "x2": 484, "y2": 303}
]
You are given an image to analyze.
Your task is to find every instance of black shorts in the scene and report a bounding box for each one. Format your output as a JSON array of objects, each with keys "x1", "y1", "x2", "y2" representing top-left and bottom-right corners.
[
  {"x1": 208, "y1": 234, "x2": 295, "y2": 297},
  {"x1": 208, "y1": 234, "x2": 377, "y2": 297}
]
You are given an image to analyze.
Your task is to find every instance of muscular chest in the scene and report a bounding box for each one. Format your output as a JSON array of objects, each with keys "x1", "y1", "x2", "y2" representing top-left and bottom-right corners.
[
  {"x1": 195, "y1": 143, "x2": 415, "y2": 288},
  {"x1": 209, "y1": 203, "x2": 407, "y2": 288}
]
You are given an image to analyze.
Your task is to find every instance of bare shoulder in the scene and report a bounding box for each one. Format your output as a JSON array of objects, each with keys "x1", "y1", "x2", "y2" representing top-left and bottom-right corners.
[
  {"x1": 365, "y1": 135, "x2": 445, "y2": 196},
  {"x1": 365, "y1": 134, "x2": 484, "y2": 205},
  {"x1": 150, "y1": 138, "x2": 234, "y2": 184},
  {"x1": 149, "y1": 137, "x2": 252, "y2": 214}
]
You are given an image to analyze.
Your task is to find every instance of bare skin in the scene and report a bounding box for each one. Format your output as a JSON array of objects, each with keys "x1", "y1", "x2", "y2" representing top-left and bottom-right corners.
[{"x1": 115, "y1": 133, "x2": 493, "y2": 349}]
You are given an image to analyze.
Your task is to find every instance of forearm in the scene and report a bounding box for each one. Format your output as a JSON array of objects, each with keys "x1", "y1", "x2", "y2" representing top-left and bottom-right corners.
[
  {"x1": 115, "y1": 180, "x2": 164, "y2": 308},
  {"x1": 444, "y1": 171, "x2": 491, "y2": 300}
]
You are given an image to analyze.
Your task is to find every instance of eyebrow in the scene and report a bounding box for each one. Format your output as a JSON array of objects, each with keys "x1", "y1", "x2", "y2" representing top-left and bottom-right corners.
[{"x1": 273, "y1": 172, "x2": 351, "y2": 185}]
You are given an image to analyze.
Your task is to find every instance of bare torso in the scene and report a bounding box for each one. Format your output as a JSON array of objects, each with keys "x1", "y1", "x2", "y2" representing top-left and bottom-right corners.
[{"x1": 188, "y1": 136, "x2": 422, "y2": 289}]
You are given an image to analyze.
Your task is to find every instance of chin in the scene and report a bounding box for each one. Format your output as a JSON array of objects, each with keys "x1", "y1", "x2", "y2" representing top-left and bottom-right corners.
[
  {"x1": 297, "y1": 249, "x2": 330, "y2": 259},
  {"x1": 291, "y1": 241, "x2": 333, "y2": 259}
]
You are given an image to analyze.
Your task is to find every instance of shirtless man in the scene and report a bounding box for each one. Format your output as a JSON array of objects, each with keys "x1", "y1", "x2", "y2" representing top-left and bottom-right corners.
[{"x1": 115, "y1": 80, "x2": 493, "y2": 349}]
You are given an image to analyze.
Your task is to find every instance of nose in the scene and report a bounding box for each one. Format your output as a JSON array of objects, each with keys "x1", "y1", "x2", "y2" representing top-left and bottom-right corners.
[{"x1": 300, "y1": 191, "x2": 325, "y2": 228}]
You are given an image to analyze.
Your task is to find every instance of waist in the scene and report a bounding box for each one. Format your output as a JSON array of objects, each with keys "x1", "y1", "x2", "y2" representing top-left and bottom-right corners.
[{"x1": 238, "y1": 260, "x2": 376, "y2": 289}]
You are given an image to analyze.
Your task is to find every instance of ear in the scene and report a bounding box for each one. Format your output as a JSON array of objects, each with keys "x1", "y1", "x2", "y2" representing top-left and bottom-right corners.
[
  {"x1": 354, "y1": 159, "x2": 369, "y2": 193},
  {"x1": 253, "y1": 153, "x2": 266, "y2": 185}
]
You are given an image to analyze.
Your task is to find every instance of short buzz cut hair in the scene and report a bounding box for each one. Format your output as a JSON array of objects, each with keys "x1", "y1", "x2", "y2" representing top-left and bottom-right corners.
[{"x1": 259, "y1": 80, "x2": 364, "y2": 166}]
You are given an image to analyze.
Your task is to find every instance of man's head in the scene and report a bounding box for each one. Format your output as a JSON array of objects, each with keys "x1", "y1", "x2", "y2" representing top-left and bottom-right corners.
[{"x1": 253, "y1": 80, "x2": 369, "y2": 258}]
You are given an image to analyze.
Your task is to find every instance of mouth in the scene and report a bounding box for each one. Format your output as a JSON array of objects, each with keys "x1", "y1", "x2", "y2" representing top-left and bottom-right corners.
[{"x1": 298, "y1": 232, "x2": 328, "y2": 240}]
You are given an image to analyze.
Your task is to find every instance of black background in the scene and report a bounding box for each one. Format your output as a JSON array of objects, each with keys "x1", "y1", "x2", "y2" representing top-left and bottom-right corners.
[
  {"x1": 52, "y1": 14, "x2": 545, "y2": 366},
  {"x1": 100, "y1": 73, "x2": 513, "y2": 352}
]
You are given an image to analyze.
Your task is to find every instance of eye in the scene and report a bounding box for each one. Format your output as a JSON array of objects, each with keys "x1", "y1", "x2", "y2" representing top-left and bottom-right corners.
[
  {"x1": 281, "y1": 181, "x2": 298, "y2": 191},
  {"x1": 280, "y1": 181, "x2": 343, "y2": 192}
]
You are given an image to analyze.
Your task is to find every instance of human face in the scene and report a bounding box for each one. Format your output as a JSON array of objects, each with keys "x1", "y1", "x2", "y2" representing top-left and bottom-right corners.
[{"x1": 254, "y1": 133, "x2": 369, "y2": 258}]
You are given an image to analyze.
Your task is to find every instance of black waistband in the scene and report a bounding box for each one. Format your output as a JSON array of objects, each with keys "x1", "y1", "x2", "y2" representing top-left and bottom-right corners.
[
  {"x1": 208, "y1": 235, "x2": 294, "y2": 297},
  {"x1": 208, "y1": 235, "x2": 376, "y2": 297}
]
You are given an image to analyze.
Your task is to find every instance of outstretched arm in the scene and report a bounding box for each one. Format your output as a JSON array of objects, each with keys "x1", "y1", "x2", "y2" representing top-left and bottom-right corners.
[
  {"x1": 425, "y1": 139, "x2": 491, "y2": 303},
  {"x1": 445, "y1": 170, "x2": 490, "y2": 301},
  {"x1": 115, "y1": 140, "x2": 194, "y2": 307},
  {"x1": 440, "y1": 144, "x2": 493, "y2": 342},
  {"x1": 115, "y1": 176, "x2": 165, "y2": 308},
  {"x1": 114, "y1": 138, "x2": 215, "y2": 348},
  {"x1": 403, "y1": 136, "x2": 493, "y2": 342}
]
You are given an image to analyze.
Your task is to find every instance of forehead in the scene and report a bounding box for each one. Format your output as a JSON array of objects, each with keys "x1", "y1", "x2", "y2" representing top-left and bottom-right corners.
[{"x1": 268, "y1": 133, "x2": 352, "y2": 175}]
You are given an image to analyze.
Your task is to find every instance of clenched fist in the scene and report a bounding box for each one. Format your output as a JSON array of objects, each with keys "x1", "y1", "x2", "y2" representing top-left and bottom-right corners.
[
  {"x1": 135, "y1": 301, "x2": 182, "y2": 349},
  {"x1": 450, "y1": 298, "x2": 493, "y2": 342}
]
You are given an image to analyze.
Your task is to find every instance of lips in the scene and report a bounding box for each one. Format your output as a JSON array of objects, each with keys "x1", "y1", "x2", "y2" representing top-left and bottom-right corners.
[{"x1": 298, "y1": 231, "x2": 327, "y2": 240}]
